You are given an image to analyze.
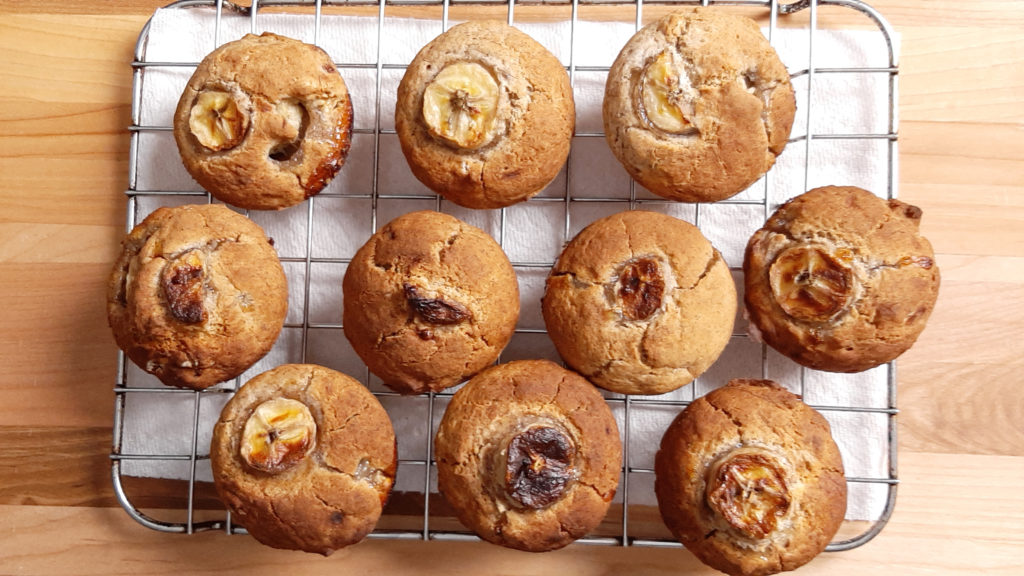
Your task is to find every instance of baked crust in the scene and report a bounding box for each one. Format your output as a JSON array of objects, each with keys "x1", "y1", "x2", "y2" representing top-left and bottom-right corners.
[
  {"x1": 211, "y1": 364, "x2": 397, "y2": 555},
  {"x1": 395, "y1": 21, "x2": 574, "y2": 209},
  {"x1": 603, "y1": 8, "x2": 795, "y2": 203},
  {"x1": 744, "y1": 185, "x2": 941, "y2": 372},
  {"x1": 542, "y1": 210, "x2": 736, "y2": 395},
  {"x1": 342, "y1": 211, "x2": 519, "y2": 394},
  {"x1": 173, "y1": 32, "x2": 353, "y2": 210},
  {"x1": 655, "y1": 379, "x2": 847, "y2": 576},
  {"x1": 106, "y1": 204, "x2": 287, "y2": 389},
  {"x1": 434, "y1": 360, "x2": 621, "y2": 552}
]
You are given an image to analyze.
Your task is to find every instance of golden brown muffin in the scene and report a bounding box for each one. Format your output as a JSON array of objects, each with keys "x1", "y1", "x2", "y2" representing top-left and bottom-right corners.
[
  {"x1": 744, "y1": 185, "x2": 940, "y2": 372},
  {"x1": 655, "y1": 379, "x2": 847, "y2": 576},
  {"x1": 395, "y1": 21, "x2": 574, "y2": 209},
  {"x1": 107, "y1": 204, "x2": 287, "y2": 390},
  {"x1": 211, "y1": 364, "x2": 397, "y2": 555},
  {"x1": 542, "y1": 210, "x2": 736, "y2": 395},
  {"x1": 173, "y1": 32, "x2": 353, "y2": 210},
  {"x1": 435, "y1": 360, "x2": 621, "y2": 552},
  {"x1": 342, "y1": 211, "x2": 519, "y2": 394},
  {"x1": 603, "y1": 9, "x2": 795, "y2": 203}
]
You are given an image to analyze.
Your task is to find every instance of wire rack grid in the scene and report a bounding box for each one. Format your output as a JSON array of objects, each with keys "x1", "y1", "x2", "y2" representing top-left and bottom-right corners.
[{"x1": 112, "y1": 0, "x2": 900, "y2": 552}]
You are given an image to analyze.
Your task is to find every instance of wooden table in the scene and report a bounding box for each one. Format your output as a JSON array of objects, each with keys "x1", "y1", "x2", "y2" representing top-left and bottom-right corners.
[{"x1": 1, "y1": 0, "x2": 1022, "y2": 573}]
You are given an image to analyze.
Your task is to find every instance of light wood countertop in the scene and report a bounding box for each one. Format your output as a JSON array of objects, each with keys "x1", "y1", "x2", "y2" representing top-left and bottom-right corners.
[{"x1": 1, "y1": 0, "x2": 1022, "y2": 574}]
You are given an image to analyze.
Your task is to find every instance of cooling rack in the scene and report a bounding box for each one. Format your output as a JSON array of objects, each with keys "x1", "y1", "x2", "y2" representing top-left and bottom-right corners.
[{"x1": 112, "y1": 0, "x2": 900, "y2": 552}]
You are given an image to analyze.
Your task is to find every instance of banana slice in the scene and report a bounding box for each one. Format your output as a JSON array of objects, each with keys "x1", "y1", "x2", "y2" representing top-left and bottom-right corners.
[
  {"x1": 422, "y1": 62, "x2": 500, "y2": 150},
  {"x1": 240, "y1": 398, "x2": 316, "y2": 474},
  {"x1": 638, "y1": 50, "x2": 697, "y2": 134},
  {"x1": 769, "y1": 245, "x2": 854, "y2": 322},
  {"x1": 268, "y1": 99, "x2": 308, "y2": 161},
  {"x1": 706, "y1": 449, "x2": 791, "y2": 540},
  {"x1": 161, "y1": 249, "x2": 206, "y2": 324},
  {"x1": 189, "y1": 90, "x2": 249, "y2": 151},
  {"x1": 275, "y1": 99, "x2": 305, "y2": 140},
  {"x1": 503, "y1": 425, "x2": 576, "y2": 509}
]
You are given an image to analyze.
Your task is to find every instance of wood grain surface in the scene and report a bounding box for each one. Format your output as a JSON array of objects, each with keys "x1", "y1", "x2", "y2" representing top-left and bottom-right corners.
[{"x1": 1, "y1": 0, "x2": 1022, "y2": 574}]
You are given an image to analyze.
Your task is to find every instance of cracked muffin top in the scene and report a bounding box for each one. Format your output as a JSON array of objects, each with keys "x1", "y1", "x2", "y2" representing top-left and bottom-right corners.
[
  {"x1": 173, "y1": 32, "x2": 353, "y2": 210},
  {"x1": 395, "y1": 21, "x2": 574, "y2": 209},
  {"x1": 744, "y1": 185, "x2": 940, "y2": 372},
  {"x1": 542, "y1": 210, "x2": 736, "y2": 395},
  {"x1": 603, "y1": 8, "x2": 796, "y2": 203},
  {"x1": 106, "y1": 203, "x2": 287, "y2": 390},
  {"x1": 342, "y1": 210, "x2": 520, "y2": 394},
  {"x1": 435, "y1": 359, "x2": 621, "y2": 552},
  {"x1": 211, "y1": 363, "x2": 397, "y2": 555},
  {"x1": 655, "y1": 379, "x2": 846, "y2": 576}
]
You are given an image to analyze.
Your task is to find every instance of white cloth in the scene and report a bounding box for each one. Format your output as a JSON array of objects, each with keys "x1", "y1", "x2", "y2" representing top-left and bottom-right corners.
[{"x1": 123, "y1": 6, "x2": 899, "y2": 523}]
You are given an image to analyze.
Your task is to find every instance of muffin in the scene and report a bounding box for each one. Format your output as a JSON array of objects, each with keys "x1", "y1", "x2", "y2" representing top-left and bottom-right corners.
[
  {"x1": 211, "y1": 364, "x2": 397, "y2": 555},
  {"x1": 435, "y1": 360, "x2": 621, "y2": 552},
  {"x1": 542, "y1": 210, "x2": 736, "y2": 395},
  {"x1": 744, "y1": 185, "x2": 940, "y2": 372},
  {"x1": 173, "y1": 32, "x2": 353, "y2": 210},
  {"x1": 655, "y1": 379, "x2": 847, "y2": 576},
  {"x1": 107, "y1": 204, "x2": 287, "y2": 390},
  {"x1": 342, "y1": 211, "x2": 519, "y2": 394},
  {"x1": 603, "y1": 9, "x2": 795, "y2": 203},
  {"x1": 395, "y1": 21, "x2": 574, "y2": 209}
]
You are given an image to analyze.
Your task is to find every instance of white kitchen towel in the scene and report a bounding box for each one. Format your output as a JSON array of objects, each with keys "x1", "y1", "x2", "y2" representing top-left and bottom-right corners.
[{"x1": 121, "y1": 5, "x2": 899, "y2": 523}]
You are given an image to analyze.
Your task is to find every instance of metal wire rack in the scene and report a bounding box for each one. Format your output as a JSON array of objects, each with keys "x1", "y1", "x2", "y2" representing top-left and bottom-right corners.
[{"x1": 112, "y1": 0, "x2": 900, "y2": 552}]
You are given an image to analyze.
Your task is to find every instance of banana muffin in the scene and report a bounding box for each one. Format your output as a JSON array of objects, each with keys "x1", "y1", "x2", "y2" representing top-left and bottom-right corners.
[
  {"x1": 343, "y1": 211, "x2": 519, "y2": 394},
  {"x1": 656, "y1": 379, "x2": 847, "y2": 576},
  {"x1": 603, "y1": 8, "x2": 795, "y2": 203},
  {"x1": 744, "y1": 185, "x2": 940, "y2": 372},
  {"x1": 542, "y1": 210, "x2": 736, "y2": 395},
  {"x1": 107, "y1": 203, "x2": 287, "y2": 390},
  {"x1": 395, "y1": 21, "x2": 574, "y2": 209},
  {"x1": 435, "y1": 360, "x2": 622, "y2": 552},
  {"x1": 173, "y1": 32, "x2": 353, "y2": 210},
  {"x1": 211, "y1": 364, "x2": 397, "y2": 555}
]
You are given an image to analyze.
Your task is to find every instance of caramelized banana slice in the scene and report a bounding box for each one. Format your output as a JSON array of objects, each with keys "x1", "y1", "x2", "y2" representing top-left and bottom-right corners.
[
  {"x1": 617, "y1": 257, "x2": 665, "y2": 321},
  {"x1": 422, "y1": 62, "x2": 500, "y2": 150},
  {"x1": 161, "y1": 250, "x2": 207, "y2": 324},
  {"x1": 504, "y1": 425, "x2": 576, "y2": 509},
  {"x1": 189, "y1": 91, "x2": 249, "y2": 151},
  {"x1": 706, "y1": 450, "x2": 791, "y2": 539},
  {"x1": 638, "y1": 51, "x2": 697, "y2": 134},
  {"x1": 404, "y1": 284, "x2": 472, "y2": 325},
  {"x1": 769, "y1": 245, "x2": 854, "y2": 322},
  {"x1": 241, "y1": 398, "x2": 317, "y2": 474}
]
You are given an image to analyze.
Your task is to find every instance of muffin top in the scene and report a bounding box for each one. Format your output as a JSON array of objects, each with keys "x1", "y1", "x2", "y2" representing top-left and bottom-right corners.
[
  {"x1": 343, "y1": 210, "x2": 519, "y2": 394},
  {"x1": 656, "y1": 379, "x2": 847, "y2": 576},
  {"x1": 604, "y1": 8, "x2": 795, "y2": 202},
  {"x1": 395, "y1": 21, "x2": 574, "y2": 209},
  {"x1": 173, "y1": 32, "x2": 353, "y2": 210},
  {"x1": 744, "y1": 185, "x2": 940, "y2": 372},
  {"x1": 107, "y1": 203, "x2": 287, "y2": 389},
  {"x1": 543, "y1": 210, "x2": 736, "y2": 394},
  {"x1": 211, "y1": 364, "x2": 396, "y2": 555},
  {"x1": 435, "y1": 359, "x2": 621, "y2": 551}
]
